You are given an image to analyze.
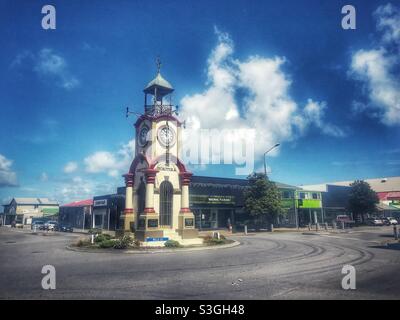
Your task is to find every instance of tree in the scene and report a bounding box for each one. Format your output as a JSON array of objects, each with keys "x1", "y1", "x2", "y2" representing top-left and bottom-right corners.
[
  {"x1": 243, "y1": 172, "x2": 282, "y2": 229},
  {"x1": 347, "y1": 180, "x2": 379, "y2": 223}
]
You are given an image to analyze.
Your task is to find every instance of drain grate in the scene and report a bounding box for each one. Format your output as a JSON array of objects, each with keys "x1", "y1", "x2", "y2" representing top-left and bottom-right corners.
[{"x1": 5, "y1": 241, "x2": 16, "y2": 244}]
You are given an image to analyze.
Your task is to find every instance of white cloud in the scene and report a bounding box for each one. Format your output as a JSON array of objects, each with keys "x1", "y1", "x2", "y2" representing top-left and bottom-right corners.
[
  {"x1": 53, "y1": 176, "x2": 115, "y2": 204},
  {"x1": 374, "y1": 3, "x2": 400, "y2": 44},
  {"x1": 64, "y1": 161, "x2": 78, "y2": 173},
  {"x1": 349, "y1": 3, "x2": 400, "y2": 126},
  {"x1": 180, "y1": 29, "x2": 343, "y2": 160},
  {"x1": 84, "y1": 139, "x2": 135, "y2": 177},
  {"x1": 303, "y1": 99, "x2": 346, "y2": 137},
  {"x1": 11, "y1": 48, "x2": 79, "y2": 90},
  {"x1": 0, "y1": 154, "x2": 18, "y2": 187}
]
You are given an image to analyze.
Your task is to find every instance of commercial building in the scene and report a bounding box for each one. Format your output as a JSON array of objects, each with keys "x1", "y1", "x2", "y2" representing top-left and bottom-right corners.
[
  {"x1": 302, "y1": 176, "x2": 400, "y2": 218},
  {"x1": 301, "y1": 184, "x2": 352, "y2": 222},
  {"x1": 92, "y1": 190, "x2": 125, "y2": 231},
  {"x1": 1, "y1": 198, "x2": 59, "y2": 226},
  {"x1": 189, "y1": 176, "x2": 324, "y2": 229},
  {"x1": 86, "y1": 176, "x2": 326, "y2": 232},
  {"x1": 59, "y1": 199, "x2": 93, "y2": 230}
]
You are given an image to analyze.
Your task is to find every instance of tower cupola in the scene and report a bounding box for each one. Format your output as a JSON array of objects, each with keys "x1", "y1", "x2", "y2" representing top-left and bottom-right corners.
[{"x1": 143, "y1": 58, "x2": 174, "y2": 116}]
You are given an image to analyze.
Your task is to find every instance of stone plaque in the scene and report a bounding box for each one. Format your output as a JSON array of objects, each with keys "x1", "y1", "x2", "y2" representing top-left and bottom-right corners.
[
  {"x1": 185, "y1": 218, "x2": 194, "y2": 228},
  {"x1": 147, "y1": 219, "x2": 158, "y2": 228}
]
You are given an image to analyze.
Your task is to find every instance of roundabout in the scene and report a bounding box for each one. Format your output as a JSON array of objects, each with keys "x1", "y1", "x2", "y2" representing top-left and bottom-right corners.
[{"x1": 1, "y1": 226, "x2": 400, "y2": 299}]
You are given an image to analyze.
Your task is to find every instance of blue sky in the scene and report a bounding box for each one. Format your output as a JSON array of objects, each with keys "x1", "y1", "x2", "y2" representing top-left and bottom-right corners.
[{"x1": 0, "y1": 0, "x2": 399, "y2": 206}]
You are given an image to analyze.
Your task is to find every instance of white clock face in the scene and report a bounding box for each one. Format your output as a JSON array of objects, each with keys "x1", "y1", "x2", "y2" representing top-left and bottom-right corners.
[
  {"x1": 157, "y1": 125, "x2": 175, "y2": 147},
  {"x1": 138, "y1": 126, "x2": 149, "y2": 146}
]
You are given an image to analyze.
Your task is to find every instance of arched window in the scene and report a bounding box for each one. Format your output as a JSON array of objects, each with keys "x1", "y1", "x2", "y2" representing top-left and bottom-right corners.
[
  {"x1": 137, "y1": 181, "x2": 146, "y2": 216},
  {"x1": 159, "y1": 180, "x2": 173, "y2": 227}
]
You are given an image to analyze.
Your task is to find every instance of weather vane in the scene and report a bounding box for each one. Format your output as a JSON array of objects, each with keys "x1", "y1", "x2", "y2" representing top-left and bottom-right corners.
[{"x1": 156, "y1": 56, "x2": 162, "y2": 73}]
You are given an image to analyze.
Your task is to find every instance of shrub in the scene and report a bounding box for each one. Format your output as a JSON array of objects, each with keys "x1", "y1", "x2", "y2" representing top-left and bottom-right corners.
[
  {"x1": 203, "y1": 237, "x2": 225, "y2": 245},
  {"x1": 113, "y1": 235, "x2": 133, "y2": 249},
  {"x1": 75, "y1": 238, "x2": 91, "y2": 247},
  {"x1": 133, "y1": 239, "x2": 141, "y2": 247},
  {"x1": 88, "y1": 228, "x2": 102, "y2": 235},
  {"x1": 94, "y1": 234, "x2": 112, "y2": 243},
  {"x1": 164, "y1": 240, "x2": 182, "y2": 248},
  {"x1": 99, "y1": 240, "x2": 115, "y2": 248}
]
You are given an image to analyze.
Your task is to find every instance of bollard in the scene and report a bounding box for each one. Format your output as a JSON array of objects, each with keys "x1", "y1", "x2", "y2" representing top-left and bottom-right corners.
[
  {"x1": 91, "y1": 234, "x2": 94, "y2": 244},
  {"x1": 308, "y1": 223, "x2": 311, "y2": 231},
  {"x1": 270, "y1": 224, "x2": 274, "y2": 232},
  {"x1": 316, "y1": 223, "x2": 319, "y2": 232},
  {"x1": 394, "y1": 225, "x2": 398, "y2": 240},
  {"x1": 244, "y1": 225, "x2": 248, "y2": 235},
  {"x1": 342, "y1": 221, "x2": 345, "y2": 230},
  {"x1": 324, "y1": 222, "x2": 328, "y2": 231}
]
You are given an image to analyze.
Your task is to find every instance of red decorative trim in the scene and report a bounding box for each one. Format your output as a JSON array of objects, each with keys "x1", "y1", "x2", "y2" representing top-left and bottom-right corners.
[
  {"x1": 123, "y1": 173, "x2": 134, "y2": 187},
  {"x1": 180, "y1": 208, "x2": 191, "y2": 213},
  {"x1": 135, "y1": 114, "x2": 182, "y2": 129},
  {"x1": 124, "y1": 208, "x2": 134, "y2": 214},
  {"x1": 179, "y1": 172, "x2": 193, "y2": 186},
  {"x1": 149, "y1": 155, "x2": 189, "y2": 174},
  {"x1": 144, "y1": 169, "x2": 158, "y2": 184},
  {"x1": 129, "y1": 153, "x2": 150, "y2": 174},
  {"x1": 144, "y1": 207, "x2": 156, "y2": 213}
]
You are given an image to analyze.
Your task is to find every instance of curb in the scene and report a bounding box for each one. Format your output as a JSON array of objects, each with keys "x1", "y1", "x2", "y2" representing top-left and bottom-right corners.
[
  {"x1": 65, "y1": 240, "x2": 241, "y2": 254},
  {"x1": 302, "y1": 232, "x2": 331, "y2": 236}
]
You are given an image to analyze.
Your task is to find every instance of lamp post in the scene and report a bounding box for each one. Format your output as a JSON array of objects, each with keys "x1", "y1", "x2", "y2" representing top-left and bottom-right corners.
[
  {"x1": 263, "y1": 143, "x2": 280, "y2": 231},
  {"x1": 263, "y1": 143, "x2": 280, "y2": 177}
]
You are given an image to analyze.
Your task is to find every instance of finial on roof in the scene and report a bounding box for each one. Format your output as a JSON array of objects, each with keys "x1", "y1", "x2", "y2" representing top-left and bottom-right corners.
[{"x1": 156, "y1": 56, "x2": 162, "y2": 74}]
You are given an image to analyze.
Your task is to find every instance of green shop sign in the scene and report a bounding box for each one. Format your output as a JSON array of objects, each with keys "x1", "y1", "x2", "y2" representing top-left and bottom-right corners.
[{"x1": 297, "y1": 199, "x2": 322, "y2": 208}]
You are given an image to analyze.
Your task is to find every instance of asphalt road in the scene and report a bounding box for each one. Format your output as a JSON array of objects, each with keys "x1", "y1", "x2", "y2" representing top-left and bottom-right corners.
[{"x1": 1, "y1": 226, "x2": 400, "y2": 299}]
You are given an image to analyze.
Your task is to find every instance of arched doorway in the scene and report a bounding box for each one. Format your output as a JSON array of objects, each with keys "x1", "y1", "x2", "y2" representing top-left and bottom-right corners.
[{"x1": 159, "y1": 180, "x2": 173, "y2": 227}]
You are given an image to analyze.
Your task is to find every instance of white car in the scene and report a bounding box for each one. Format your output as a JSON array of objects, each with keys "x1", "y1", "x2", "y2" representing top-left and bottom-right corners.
[
  {"x1": 44, "y1": 221, "x2": 58, "y2": 231},
  {"x1": 384, "y1": 217, "x2": 398, "y2": 225}
]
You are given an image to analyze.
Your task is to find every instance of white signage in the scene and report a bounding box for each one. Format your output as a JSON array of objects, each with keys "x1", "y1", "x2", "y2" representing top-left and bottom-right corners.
[{"x1": 93, "y1": 199, "x2": 107, "y2": 207}]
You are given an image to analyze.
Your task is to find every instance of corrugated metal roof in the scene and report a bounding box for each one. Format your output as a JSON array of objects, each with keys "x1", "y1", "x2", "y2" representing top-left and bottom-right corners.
[
  {"x1": 61, "y1": 199, "x2": 93, "y2": 207},
  {"x1": 10, "y1": 198, "x2": 59, "y2": 205},
  {"x1": 302, "y1": 176, "x2": 400, "y2": 193}
]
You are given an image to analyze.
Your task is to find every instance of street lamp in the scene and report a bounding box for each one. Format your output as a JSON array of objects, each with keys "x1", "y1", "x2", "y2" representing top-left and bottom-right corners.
[{"x1": 263, "y1": 143, "x2": 280, "y2": 177}]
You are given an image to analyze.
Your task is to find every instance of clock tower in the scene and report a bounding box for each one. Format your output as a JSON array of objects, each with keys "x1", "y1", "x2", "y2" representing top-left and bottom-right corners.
[{"x1": 122, "y1": 62, "x2": 200, "y2": 245}]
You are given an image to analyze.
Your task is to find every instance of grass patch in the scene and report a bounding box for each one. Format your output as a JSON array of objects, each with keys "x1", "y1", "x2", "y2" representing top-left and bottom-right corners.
[{"x1": 164, "y1": 240, "x2": 182, "y2": 248}]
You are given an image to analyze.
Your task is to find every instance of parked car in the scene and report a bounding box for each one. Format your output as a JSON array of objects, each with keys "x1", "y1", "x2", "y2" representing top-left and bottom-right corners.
[
  {"x1": 383, "y1": 217, "x2": 398, "y2": 225},
  {"x1": 366, "y1": 218, "x2": 384, "y2": 226},
  {"x1": 55, "y1": 223, "x2": 73, "y2": 232},
  {"x1": 44, "y1": 221, "x2": 58, "y2": 231},
  {"x1": 31, "y1": 221, "x2": 45, "y2": 230}
]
